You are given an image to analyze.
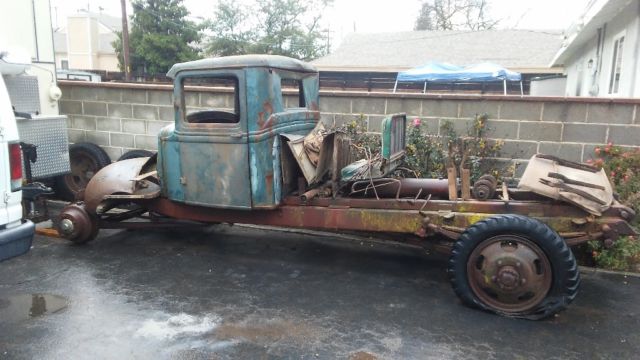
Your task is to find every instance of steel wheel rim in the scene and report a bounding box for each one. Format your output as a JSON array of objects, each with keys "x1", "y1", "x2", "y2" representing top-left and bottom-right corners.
[
  {"x1": 466, "y1": 235, "x2": 552, "y2": 313},
  {"x1": 65, "y1": 150, "x2": 99, "y2": 192}
]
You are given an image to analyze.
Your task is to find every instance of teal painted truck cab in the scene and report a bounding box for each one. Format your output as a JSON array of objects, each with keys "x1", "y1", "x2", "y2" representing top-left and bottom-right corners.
[{"x1": 158, "y1": 55, "x2": 320, "y2": 209}]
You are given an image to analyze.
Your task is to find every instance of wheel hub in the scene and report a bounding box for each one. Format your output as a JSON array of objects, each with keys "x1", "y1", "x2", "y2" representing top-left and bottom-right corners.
[
  {"x1": 496, "y1": 265, "x2": 520, "y2": 290},
  {"x1": 467, "y1": 235, "x2": 552, "y2": 313},
  {"x1": 57, "y1": 203, "x2": 98, "y2": 243}
]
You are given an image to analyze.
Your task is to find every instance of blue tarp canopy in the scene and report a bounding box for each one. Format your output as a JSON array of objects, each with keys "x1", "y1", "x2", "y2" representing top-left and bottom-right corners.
[{"x1": 396, "y1": 62, "x2": 522, "y2": 83}]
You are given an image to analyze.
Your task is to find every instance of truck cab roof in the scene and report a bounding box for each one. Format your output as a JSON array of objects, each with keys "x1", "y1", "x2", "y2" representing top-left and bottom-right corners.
[{"x1": 166, "y1": 54, "x2": 317, "y2": 78}]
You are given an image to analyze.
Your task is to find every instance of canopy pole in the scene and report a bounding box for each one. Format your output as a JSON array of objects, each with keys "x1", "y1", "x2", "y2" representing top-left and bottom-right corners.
[
  {"x1": 503, "y1": 80, "x2": 507, "y2": 95},
  {"x1": 423, "y1": 81, "x2": 427, "y2": 94},
  {"x1": 393, "y1": 80, "x2": 398, "y2": 93},
  {"x1": 520, "y1": 81, "x2": 524, "y2": 96}
]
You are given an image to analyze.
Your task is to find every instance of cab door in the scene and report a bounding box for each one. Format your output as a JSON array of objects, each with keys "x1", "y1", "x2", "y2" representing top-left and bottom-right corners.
[{"x1": 172, "y1": 70, "x2": 251, "y2": 209}]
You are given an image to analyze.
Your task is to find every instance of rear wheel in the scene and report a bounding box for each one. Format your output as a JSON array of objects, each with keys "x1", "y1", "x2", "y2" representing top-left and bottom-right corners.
[
  {"x1": 117, "y1": 149, "x2": 155, "y2": 161},
  {"x1": 448, "y1": 214, "x2": 579, "y2": 320},
  {"x1": 55, "y1": 143, "x2": 111, "y2": 201}
]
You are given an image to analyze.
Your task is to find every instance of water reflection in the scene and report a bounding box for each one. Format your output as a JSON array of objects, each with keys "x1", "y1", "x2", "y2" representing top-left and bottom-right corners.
[{"x1": 0, "y1": 294, "x2": 68, "y2": 323}]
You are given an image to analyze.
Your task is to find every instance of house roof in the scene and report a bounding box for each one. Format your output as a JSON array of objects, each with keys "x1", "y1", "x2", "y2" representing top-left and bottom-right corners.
[
  {"x1": 312, "y1": 29, "x2": 564, "y2": 74},
  {"x1": 551, "y1": 0, "x2": 634, "y2": 66}
]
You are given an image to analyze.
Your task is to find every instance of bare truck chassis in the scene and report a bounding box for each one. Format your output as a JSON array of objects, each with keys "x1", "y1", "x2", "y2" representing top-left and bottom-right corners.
[{"x1": 56, "y1": 55, "x2": 636, "y2": 320}]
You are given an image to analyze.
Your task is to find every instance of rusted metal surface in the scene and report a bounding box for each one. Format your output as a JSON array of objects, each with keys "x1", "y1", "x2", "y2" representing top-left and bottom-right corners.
[
  {"x1": 136, "y1": 194, "x2": 636, "y2": 248},
  {"x1": 84, "y1": 157, "x2": 151, "y2": 213},
  {"x1": 467, "y1": 235, "x2": 552, "y2": 313},
  {"x1": 349, "y1": 178, "x2": 449, "y2": 199},
  {"x1": 57, "y1": 203, "x2": 98, "y2": 243}
]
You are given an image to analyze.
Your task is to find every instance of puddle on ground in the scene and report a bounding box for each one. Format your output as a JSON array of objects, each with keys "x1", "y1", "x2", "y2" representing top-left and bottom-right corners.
[{"x1": 0, "y1": 294, "x2": 68, "y2": 323}]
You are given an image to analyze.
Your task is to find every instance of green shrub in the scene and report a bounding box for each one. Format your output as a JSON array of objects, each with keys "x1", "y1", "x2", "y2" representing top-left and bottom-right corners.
[{"x1": 588, "y1": 236, "x2": 640, "y2": 272}]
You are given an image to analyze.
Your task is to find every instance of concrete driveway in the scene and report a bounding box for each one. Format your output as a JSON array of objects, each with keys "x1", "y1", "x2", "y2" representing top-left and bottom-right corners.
[{"x1": 0, "y1": 225, "x2": 638, "y2": 359}]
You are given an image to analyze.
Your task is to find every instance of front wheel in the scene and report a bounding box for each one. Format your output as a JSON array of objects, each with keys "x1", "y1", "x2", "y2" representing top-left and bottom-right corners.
[{"x1": 448, "y1": 214, "x2": 580, "y2": 320}]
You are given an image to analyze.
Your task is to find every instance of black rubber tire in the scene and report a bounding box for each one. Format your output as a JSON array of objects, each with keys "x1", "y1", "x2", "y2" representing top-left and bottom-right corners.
[
  {"x1": 117, "y1": 149, "x2": 155, "y2": 161},
  {"x1": 448, "y1": 214, "x2": 580, "y2": 320},
  {"x1": 55, "y1": 142, "x2": 112, "y2": 201}
]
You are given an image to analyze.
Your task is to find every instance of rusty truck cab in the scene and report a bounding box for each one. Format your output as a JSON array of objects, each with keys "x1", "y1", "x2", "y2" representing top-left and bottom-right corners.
[{"x1": 159, "y1": 55, "x2": 320, "y2": 209}]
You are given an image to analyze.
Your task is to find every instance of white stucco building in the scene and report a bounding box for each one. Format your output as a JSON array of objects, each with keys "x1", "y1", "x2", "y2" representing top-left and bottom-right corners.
[{"x1": 552, "y1": 0, "x2": 640, "y2": 97}]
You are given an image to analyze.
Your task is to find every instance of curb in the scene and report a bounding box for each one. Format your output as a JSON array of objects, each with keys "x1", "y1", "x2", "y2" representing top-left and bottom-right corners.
[{"x1": 578, "y1": 265, "x2": 640, "y2": 278}]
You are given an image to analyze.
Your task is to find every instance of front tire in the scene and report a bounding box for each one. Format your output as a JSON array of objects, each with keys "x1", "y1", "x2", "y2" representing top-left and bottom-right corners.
[{"x1": 448, "y1": 214, "x2": 580, "y2": 320}]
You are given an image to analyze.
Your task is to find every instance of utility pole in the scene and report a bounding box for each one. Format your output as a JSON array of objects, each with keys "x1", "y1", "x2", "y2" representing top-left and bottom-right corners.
[{"x1": 120, "y1": 0, "x2": 132, "y2": 81}]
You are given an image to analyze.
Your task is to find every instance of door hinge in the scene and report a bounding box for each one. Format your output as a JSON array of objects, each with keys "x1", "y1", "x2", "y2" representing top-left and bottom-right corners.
[
  {"x1": 3, "y1": 192, "x2": 9, "y2": 204},
  {"x1": 0, "y1": 126, "x2": 4, "y2": 138}
]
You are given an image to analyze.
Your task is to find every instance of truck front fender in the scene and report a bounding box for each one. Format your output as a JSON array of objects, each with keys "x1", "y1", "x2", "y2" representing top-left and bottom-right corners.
[{"x1": 83, "y1": 156, "x2": 158, "y2": 214}]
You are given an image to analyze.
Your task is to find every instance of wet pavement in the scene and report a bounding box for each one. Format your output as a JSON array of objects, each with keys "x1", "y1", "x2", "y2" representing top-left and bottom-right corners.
[{"x1": 1, "y1": 225, "x2": 639, "y2": 359}]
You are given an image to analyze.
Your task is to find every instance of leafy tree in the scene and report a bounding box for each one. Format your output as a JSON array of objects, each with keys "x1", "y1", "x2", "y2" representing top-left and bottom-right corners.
[
  {"x1": 113, "y1": 0, "x2": 201, "y2": 75},
  {"x1": 414, "y1": 0, "x2": 498, "y2": 31},
  {"x1": 206, "y1": 0, "x2": 332, "y2": 61}
]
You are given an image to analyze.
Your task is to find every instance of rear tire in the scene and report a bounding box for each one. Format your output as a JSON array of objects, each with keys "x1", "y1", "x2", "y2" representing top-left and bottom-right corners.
[
  {"x1": 117, "y1": 149, "x2": 155, "y2": 161},
  {"x1": 55, "y1": 143, "x2": 111, "y2": 201},
  {"x1": 448, "y1": 214, "x2": 579, "y2": 320}
]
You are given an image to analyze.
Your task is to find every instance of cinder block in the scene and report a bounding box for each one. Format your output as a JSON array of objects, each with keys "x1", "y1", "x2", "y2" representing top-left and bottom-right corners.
[
  {"x1": 184, "y1": 92, "x2": 199, "y2": 107},
  {"x1": 459, "y1": 100, "x2": 499, "y2": 118},
  {"x1": 416, "y1": 117, "x2": 439, "y2": 136},
  {"x1": 334, "y1": 114, "x2": 366, "y2": 129},
  {"x1": 319, "y1": 96, "x2": 351, "y2": 113},
  {"x1": 70, "y1": 86, "x2": 99, "y2": 101},
  {"x1": 83, "y1": 101, "x2": 107, "y2": 116},
  {"x1": 538, "y1": 142, "x2": 582, "y2": 162},
  {"x1": 422, "y1": 100, "x2": 459, "y2": 118},
  {"x1": 158, "y1": 106, "x2": 175, "y2": 121},
  {"x1": 67, "y1": 129, "x2": 85, "y2": 143},
  {"x1": 519, "y1": 121, "x2": 562, "y2": 141},
  {"x1": 135, "y1": 135, "x2": 158, "y2": 150},
  {"x1": 110, "y1": 133, "x2": 135, "y2": 148},
  {"x1": 608, "y1": 125, "x2": 640, "y2": 146},
  {"x1": 483, "y1": 119, "x2": 518, "y2": 139},
  {"x1": 563, "y1": 123, "x2": 606, "y2": 144},
  {"x1": 542, "y1": 103, "x2": 587, "y2": 122},
  {"x1": 499, "y1": 101, "x2": 542, "y2": 121},
  {"x1": 85, "y1": 131, "x2": 110, "y2": 146},
  {"x1": 499, "y1": 140, "x2": 538, "y2": 159},
  {"x1": 96, "y1": 117, "x2": 121, "y2": 132},
  {"x1": 72, "y1": 116, "x2": 96, "y2": 130},
  {"x1": 320, "y1": 113, "x2": 334, "y2": 128},
  {"x1": 133, "y1": 105, "x2": 158, "y2": 120},
  {"x1": 352, "y1": 97, "x2": 386, "y2": 115},
  {"x1": 440, "y1": 118, "x2": 473, "y2": 136},
  {"x1": 108, "y1": 103, "x2": 132, "y2": 118},
  {"x1": 147, "y1": 90, "x2": 172, "y2": 105},
  {"x1": 122, "y1": 119, "x2": 146, "y2": 134},
  {"x1": 101, "y1": 146, "x2": 123, "y2": 160},
  {"x1": 96, "y1": 88, "x2": 122, "y2": 102},
  {"x1": 147, "y1": 121, "x2": 171, "y2": 135},
  {"x1": 587, "y1": 103, "x2": 634, "y2": 124},
  {"x1": 386, "y1": 98, "x2": 421, "y2": 116},
  {"x1": 59, "y1": 100, "x2": 82, "y2": 115},
  {"x1": 282, "y1": 95, "x2": 302, "y2": 108},
  {"x1": 201, "y1": 93, "x2": 232, "y2": 108},
  {"x1": 121, "y1": 89, "x2": 147, "y2": 104}
]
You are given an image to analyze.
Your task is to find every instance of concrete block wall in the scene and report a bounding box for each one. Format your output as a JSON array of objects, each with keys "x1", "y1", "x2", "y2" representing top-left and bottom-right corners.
[{"x1": 59, "y1": 81, "x2": 640, "y2": 170}]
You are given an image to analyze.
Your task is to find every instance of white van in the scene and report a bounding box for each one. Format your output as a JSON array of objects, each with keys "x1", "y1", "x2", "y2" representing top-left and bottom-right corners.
[{"x1": 0, "y1": 74, "x2": 34, "y2": 260}]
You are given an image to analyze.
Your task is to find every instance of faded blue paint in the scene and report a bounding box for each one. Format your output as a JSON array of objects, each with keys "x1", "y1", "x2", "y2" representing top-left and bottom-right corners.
[{"x1": 159, "y1": 57, "x2": 320, "y2": 209}]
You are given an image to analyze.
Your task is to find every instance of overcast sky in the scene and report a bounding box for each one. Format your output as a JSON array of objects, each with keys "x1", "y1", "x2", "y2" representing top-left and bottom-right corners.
[{"x1": 50, "y1": 0, "x2": 589, "y2": 47}]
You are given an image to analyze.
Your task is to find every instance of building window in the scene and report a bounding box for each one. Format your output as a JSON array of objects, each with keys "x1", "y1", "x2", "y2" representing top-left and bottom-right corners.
[
  {"x1": 608, "y1": 35, "x2": 624, "y2": 94},
  {"x1": 61, "y1": 60, "x2": 69, "y2": 70}
]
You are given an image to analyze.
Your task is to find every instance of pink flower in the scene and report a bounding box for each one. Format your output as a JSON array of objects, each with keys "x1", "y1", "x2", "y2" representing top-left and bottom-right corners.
[{"x1": 413, "y1": 118, "x2": 421, "y2": 127}]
